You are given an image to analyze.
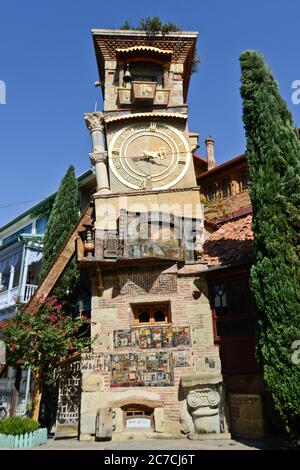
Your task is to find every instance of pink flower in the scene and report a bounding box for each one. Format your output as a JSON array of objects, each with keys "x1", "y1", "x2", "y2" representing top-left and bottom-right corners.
[
  {"x1": 48, "y1": 315, "x2": 57, "y2": 323},
  {"x1": 10, "y1": 343, "x2": 17, "y2": 350},
  {"x1": 67, "y1": 342, "x2": 74, "y2": 350}
]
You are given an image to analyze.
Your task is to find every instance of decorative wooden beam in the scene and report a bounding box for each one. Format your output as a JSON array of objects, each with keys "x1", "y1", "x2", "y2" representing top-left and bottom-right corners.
[{"x1": 27, "y1": 203, "x2": 94, "y2": 306}]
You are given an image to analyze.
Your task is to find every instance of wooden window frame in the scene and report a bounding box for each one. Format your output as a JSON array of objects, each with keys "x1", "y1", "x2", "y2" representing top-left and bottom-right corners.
[
  {"x1": 239, "y1": 168, "x2": 249, "y2": 191},
  {"x1": 132, "y1": 302, "x2": 171, "y2": 326},
  {"x1": 218, "y1": 177, "x2": 231, "y2": 198},
  {"x1": 208, "y1": 267, "x2": 254, "y2": 343}
]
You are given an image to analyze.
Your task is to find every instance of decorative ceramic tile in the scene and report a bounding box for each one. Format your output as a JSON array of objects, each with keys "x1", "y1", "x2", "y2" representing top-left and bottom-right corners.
[
  {"x1": 110, "y1": 351, "x2": 174, "y2": 387},
  {"x1": 113, "y1": 325, "x2": 191, "y2": 349},
  {"x1": 172, "y1": 350, "x2": 192, "y2": 368}
]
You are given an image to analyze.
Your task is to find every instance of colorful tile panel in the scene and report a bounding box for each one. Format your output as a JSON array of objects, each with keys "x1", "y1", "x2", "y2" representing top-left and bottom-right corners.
[
  {"x1": 110, "y1": 351, "x2": 173, "y2": 387},
  {"x1": 113, "y1": 325, "x2": 191, "y2": 350}
]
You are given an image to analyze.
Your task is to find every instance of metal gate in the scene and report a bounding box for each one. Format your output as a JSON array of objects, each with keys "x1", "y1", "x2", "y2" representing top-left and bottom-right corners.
[{"x1": 55, "y1": 359, "x2": 81, "y2": 437}]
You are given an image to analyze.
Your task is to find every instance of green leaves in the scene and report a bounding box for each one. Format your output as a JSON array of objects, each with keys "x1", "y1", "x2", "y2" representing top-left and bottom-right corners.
[
  {"x1": 0, "y1": 417, "x2": 40, "y2": 436},
  {"x1": 0, "y1": 297, "x2": 91, "y2": 374},
  {"x1": 39, "y1": 165, "x2": 80, "y2": 298},
  {"x1": 119, "y1": 17, "x2": 200, "y2": 74},
  {"x1": 240, "y1": 50, "x2": 300, "y2": 436}
]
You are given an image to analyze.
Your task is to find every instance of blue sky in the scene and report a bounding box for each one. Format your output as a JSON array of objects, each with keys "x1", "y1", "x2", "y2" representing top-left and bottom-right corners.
[{"x1": 0, "y1": 0, "x2": 299, "y2": 226}]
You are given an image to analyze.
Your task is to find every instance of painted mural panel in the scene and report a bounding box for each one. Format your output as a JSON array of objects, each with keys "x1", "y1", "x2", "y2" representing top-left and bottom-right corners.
[
  {"x1": 113, "y1": 325, "x2": 191, "y2": 350},
  {"x1": 110, "y1": 351, "x2": 174, "y2": 387}
]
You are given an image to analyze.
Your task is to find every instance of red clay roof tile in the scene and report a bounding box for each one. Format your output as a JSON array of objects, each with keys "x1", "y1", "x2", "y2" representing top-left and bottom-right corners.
[{"x1": 203, "y1": 214, "x2": 253, "y2": 266}]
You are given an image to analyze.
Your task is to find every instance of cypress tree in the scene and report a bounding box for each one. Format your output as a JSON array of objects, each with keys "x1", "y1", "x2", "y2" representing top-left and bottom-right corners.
[
  {"x1": 240, "y1": 50, "x2": 300, "y2": 436},
  {"x1": 40, "y1": 165, "x2": 80, "y2": 298}
]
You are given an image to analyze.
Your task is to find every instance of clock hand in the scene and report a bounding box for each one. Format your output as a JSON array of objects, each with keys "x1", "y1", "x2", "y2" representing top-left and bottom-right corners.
[{"x1": 123, "y1": 155, "x2": 167, "y2": 166}]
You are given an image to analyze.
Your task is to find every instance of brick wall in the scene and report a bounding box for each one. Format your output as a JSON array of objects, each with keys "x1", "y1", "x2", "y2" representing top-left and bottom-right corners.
[{"x1": 81, "y1": 262, "x2": 220, "y2": 436}]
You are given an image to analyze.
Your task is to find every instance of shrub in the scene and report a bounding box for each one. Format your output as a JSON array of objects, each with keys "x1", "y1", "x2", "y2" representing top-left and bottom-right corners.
[{"x1": 0, "y1": 417, "x2": 40, "y2": 436}]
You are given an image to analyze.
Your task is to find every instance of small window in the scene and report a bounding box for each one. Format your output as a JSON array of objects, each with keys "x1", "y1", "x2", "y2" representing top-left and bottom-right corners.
[
  {"x1": 133, "y1": 303, "x2": 170, "y2": 325},
  {"x1": 218, "y1": 178, "x2": 231, "y2": 198},
  {"x1": 213, "y1": 284, "x2": 228, "y2": 316},
  {"x1": 138, "y1": 307, "x2": 151, "y2": 323},
  {"x1": 2, "y1": 224, "x2": 32, "y2": 247},
  {"x1": 239, "y1": 169, "x2": 249, "y2": 190},
  {"x1": 36, "y1": 216, "x2": 48, "y2": 234},
  {"x1": 210, "y1": 276, "x2": 253, "y2": 338},
  {"x1": 206, "y1": 184, "x2": 215, "y2": 201},
  {"x1": 154, "y1": 306, "x2": 166, "y2": 322}
]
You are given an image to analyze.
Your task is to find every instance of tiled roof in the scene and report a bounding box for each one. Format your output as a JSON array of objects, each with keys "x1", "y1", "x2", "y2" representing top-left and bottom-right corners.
[
  {"x1": 204, "y1": 191, "x2": 251, "y2": 222},
  {"x1": 203, "y1": 214, "x2": 253, "y2": 266}
]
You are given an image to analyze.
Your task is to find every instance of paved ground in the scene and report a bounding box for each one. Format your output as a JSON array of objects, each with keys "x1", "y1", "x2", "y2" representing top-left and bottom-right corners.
[{"x1": 32, "y1": 436, "x2": 284, "y2": 451}]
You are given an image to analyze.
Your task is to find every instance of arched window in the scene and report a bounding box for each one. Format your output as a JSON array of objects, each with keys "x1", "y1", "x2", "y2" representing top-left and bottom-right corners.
[{"x1": 133, "y1": 303, "x2": 170, "y2": 325}]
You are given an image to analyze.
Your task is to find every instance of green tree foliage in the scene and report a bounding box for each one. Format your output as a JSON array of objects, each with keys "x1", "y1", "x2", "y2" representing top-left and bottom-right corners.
[
  {"x1": 39, "y1": 165, "x2": 80, "y2": 299},
  {"x1": 31, "y1": 196, "x2": 55, "y2": 220},
  {"x1": 119, "y1": 16, "x2": 200, "y2": 73},
  {"x1": 120, "y1": 16, "x2": 179, "y2": 34},
  {"x1": 240, "y1": 50, "x2": 300, "y2": 436}
]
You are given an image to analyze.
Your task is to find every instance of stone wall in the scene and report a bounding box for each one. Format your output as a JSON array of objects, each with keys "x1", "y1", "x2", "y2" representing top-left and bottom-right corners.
[{"x1": 80, "y1": 262, "x2": 222, "y2": 440}]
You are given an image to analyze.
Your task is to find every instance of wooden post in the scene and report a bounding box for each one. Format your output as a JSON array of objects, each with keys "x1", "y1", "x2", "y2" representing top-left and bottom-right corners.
[{"x1": 31, "y1": 369, "x2": 42, "y2": 422}]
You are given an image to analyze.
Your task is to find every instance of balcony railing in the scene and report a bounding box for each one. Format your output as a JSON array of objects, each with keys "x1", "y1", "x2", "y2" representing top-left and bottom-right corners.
[
  {"x1": 0, "y1": 287, "x2": 19, "y2": 310},
  {"x1": 0, "y1": 284, "x2": 37, "y2": 311},
  {"x1": 22, "y1": 284, "x2": 37, "y2": 303},
  {"x1": 77, "y1": 231, "x2": 188, "y2": 263}
]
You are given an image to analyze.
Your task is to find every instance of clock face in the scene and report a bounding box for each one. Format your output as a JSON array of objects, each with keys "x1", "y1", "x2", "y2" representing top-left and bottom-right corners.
[{"x1": 108, "y1": 122, "x2": 191, "y2": 190}]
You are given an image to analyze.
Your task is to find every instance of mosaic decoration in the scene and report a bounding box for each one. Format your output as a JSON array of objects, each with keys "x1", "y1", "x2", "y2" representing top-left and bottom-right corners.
[
  {"x1": 113, "y1": 329, "x2": 133, "y2": 348},
  {"x1": 81, "y1": 353, "x2": 111, "y2": 373},
  {"x1": 113, "y1": 325, "x2": 191, "y2": 350},
  {"x1": 172, "y1": 350, "x2": 192, "y2": 368},
  {"x1": 110, "y1": 351, "x2": 173, "y2": 387},
  {"x1": 81, "y1": 353, "x2": 104, "y2": 373}
]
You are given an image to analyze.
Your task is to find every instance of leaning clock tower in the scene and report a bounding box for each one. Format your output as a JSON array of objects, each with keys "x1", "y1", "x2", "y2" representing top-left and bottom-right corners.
[{"x1": 78, "y1": 29, "x2": 225, "y2": 441}]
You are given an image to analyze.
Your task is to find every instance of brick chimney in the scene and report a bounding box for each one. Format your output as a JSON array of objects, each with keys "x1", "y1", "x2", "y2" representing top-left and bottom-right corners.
[{"x1": 205, "y1": 136, "x2": 216, "y2": 170}]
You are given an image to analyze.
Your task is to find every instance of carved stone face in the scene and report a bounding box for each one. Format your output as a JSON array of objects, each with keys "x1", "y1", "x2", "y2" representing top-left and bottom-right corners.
[{"x1": 108, "y1": 122, "x2": 191, "y2": 190}]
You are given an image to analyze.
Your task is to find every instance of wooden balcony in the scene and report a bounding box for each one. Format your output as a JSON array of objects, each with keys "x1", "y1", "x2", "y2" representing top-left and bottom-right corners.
[
  {"x1": 77, "y1": 231, "x2": 187, "y2": 265},
  {"x1": 77, "y1": 212, "x2": 202, "y2": 266}
]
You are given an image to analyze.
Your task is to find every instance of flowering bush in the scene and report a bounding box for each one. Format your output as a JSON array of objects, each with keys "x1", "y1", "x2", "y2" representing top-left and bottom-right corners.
[
  {"x1": 0, "y1": 296, "x2": 91, "y2": 419},
  {"x1": 0, "y1": 296, "x2": 90, "y2": 371}
]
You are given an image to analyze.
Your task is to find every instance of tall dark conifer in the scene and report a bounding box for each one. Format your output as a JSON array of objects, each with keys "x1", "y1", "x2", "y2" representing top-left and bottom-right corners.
[
  {"x1": 240, "y1": 50, "x2": 300, "y2": 435},
  {"x1": 40, "y1": 165, "x2": 80, "y2": 298}
]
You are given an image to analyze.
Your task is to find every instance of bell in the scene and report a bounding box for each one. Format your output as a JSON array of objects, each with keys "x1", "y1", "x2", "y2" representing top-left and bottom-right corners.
[{"x1": 123, "y1": 66, "x2": 132, "y2": 83}]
